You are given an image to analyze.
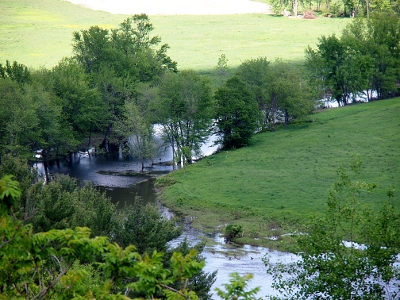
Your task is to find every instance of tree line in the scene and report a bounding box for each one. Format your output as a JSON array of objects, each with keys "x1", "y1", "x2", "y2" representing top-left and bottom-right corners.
[
  {"x1": 270, "y1": 0, "x2": 400, "y2": 18},
  {"x1": 306, "y1": 11, "x2": 400, "y2": 106}
]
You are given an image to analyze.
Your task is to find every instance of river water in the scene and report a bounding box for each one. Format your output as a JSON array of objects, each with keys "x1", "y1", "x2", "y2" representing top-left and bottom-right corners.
[{"x1": 44, "y1": 147, "x2": 293, "y2": 299}]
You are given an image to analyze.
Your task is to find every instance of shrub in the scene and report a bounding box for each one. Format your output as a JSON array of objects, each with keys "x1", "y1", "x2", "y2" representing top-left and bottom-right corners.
[{"x1": 224, "y1": 224, "x2": 243, "y2": 242}]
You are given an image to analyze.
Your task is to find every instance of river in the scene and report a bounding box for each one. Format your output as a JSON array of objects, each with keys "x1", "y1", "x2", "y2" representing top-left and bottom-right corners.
[{"x1": 43, "y1": 149, "x2": 293, "y2": 299}]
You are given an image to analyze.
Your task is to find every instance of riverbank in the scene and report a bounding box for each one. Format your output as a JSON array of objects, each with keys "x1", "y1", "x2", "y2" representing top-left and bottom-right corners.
[{"x1": 156, "y1": 99, "x2": 400, "y2": 250}]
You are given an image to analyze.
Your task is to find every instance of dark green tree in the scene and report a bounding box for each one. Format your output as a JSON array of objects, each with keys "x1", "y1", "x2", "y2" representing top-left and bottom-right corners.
[
  {"x1": 214, "y1": 76, "x2": 260, "y2": 149},
  {"x1": 51, "y1": 58, "x2": 106, "y2": 146},
  {"x1": 235, "y1": 57, "x2": 271, "y2": 127},
  {"x1": 0, "y1": 60, "x2": 31, "y2": 86},
  {"x1": 27, "y1": 174, "x2": 115, "y2": 236},
  {"x1": 0, "y1": 78, "x2": 39, "y2": 157},
  {"x1": 110, "y1": 197, "x2": 182, "y2": 255}
]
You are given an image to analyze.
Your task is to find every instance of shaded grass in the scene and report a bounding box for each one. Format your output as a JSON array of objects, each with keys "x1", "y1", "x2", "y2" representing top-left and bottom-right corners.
[
  {"x1": 157, "y1": 99, "x2": 400, "y2": 249},
  {"x1": 0, "y1": 0, "x2": 350, "y2": 72}
]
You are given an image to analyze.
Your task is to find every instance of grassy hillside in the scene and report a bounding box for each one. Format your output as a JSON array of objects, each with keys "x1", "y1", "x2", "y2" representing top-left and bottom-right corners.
[
  {"x1": 157, "y1": 99, "x2": 400, "y2": 249},
  {"x1": 0, "y1": 0, "x2": 350, "y2": 74}
]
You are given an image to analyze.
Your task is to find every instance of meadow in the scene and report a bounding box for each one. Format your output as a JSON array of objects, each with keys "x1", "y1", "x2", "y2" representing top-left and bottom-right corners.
[
  {"x1": 157, "y1": 99, "x2": 400, "y2": 249},
  {"x1": 0, "y1": 0, "x2": 350, "y2": 76}
]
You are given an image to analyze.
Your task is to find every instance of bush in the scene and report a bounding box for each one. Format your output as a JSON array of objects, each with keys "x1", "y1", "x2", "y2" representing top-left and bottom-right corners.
[{"x1": 224, "y1": 224, "x2": 243, "y2": 242}]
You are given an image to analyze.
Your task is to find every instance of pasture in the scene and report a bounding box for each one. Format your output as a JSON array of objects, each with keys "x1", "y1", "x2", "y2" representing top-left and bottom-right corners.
[{"x1": 0, "y1": 0, "x2": 350, "y2": 75}]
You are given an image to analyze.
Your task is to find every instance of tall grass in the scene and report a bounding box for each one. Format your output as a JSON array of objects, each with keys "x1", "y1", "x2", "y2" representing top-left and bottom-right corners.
[
  {"x1": 0, "y1": 0, "x2": 350, "y2": 74},
  {"x1": 157, "y1": 99, "x2": 400, "y2": 248}
]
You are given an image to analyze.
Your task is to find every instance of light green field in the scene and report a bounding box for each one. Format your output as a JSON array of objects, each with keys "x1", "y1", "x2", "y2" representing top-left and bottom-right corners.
[
  {"x1": 0, "y1": 0, "x2": 350, "y2": 74},
  {"x1": 157, "y1": 99, "x2": 400, "y2": 249}
]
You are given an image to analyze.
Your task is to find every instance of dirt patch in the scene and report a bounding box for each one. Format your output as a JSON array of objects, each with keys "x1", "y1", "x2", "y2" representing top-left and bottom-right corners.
[{"x1": 65, "y1": 0, "x2": 272, "y2": 15}]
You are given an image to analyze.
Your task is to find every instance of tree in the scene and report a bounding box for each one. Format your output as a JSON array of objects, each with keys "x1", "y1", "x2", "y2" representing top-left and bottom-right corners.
[
  {"x1": 155, "y1": 70, "x2": 214, "y2": 166},
  {"x1": 0, "y1": 175, "x2": 206, "y2": 300},
  {"x1": 215, "y1": 273, "x2": 260, "y2": 300},
  {"x1": 110, "y1": 197, "x2": 182, "y2": 255},
  {"x1": 0, "y1": 78, "x2": 39, "y2": 157},
  {"x1": 262, "y1": 60, "x2": 314, "y2": 128},
  {"x1": 264, "y1": 159, "x2": 400, "y2": 299},
  {"x1": 236, "y1": 57, "x2": 271, "y2": 127},
  {"x1": 214, "y1": 76, "x2": 260, "y2": 149},
  {"x1": 0, "y1": 60, "x2": 31, "y2": 86},
  {"x1": 72, "y1": 15, "x2": 177, "y2": 152},
  {"x1": 166, "y1": 239, "x2": 217, "y2": 300},
  {"x1": 28, "y1": 174, "x2": 115, "y2": 236},
  {"x1": 306, "y1": 35, "x2": 354, "y2": 106},
  {"x1": 51, "y1": 58, "x2": 106, "y2": 146},
  {"x1": 214, "y1": 53, "x2": 231, "y2": 86},
  {"x1": 306, "y1": 13, "x2": 400, "y2": 104},
  {"x1": 113, "y1": 83, "x2": 158, "y2": 171}
]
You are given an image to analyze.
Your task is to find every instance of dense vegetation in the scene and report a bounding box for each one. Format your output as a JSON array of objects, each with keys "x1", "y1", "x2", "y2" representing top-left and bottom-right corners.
[{"x1": 1, "y1": 0, "x2": 400, "y2": 298}]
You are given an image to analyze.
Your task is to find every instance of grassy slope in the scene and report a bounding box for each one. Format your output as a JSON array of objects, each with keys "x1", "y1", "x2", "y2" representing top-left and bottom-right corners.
[
  {"x1": 0, "y1": 0, "x2": 350, "y2": 74},
  {"x1": 158, "y1": 99, "x2": 400, "y2": 249}
]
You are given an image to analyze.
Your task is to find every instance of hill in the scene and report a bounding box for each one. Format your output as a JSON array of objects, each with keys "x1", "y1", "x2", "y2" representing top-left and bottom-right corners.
[{"x1": 157, "y1": 98, "x2": 400, "y2": 249}]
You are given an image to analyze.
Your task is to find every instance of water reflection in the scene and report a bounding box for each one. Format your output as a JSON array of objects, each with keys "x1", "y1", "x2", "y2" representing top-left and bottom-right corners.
[{"x1": 169, "y1": 225, "x2": 295, "y2": 299}]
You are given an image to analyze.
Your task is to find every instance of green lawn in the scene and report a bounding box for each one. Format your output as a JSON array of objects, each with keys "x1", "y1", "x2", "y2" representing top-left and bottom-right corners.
[
  {"x1": 0, "y1": 0, "x2": 350, "y2": 75},
  {"x1": 157, "y1": 99, "x2": 400, "y2": 249}
]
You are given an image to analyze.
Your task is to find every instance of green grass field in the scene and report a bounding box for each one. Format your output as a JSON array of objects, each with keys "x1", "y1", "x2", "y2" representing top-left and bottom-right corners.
[
  {"x1": 0, "y1": 0, "x2": 350, "y2": 75},
  {"x1": 157, "y1": 99, "x2": 400, "y2": 249}
]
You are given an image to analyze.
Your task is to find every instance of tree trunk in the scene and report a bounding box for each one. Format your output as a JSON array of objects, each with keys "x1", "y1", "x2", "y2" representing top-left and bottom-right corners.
[
  {"x1": 293, "y1": 0, "x2": 298, "y2": 17},
  {"x1": 101, "y1": 122, "x2": 113, "y2": 152},
  {"x1": 365, "y1": 0, "x2": 369, "y2": 18},
  {"x1": 87, "y1": 129, "x2": 92, "y2": 157}
]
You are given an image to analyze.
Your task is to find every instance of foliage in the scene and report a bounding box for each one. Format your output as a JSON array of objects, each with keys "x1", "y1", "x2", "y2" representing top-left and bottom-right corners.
[
  {"x1": 214, "y1": 76, "x2": 260, "y2": 149},
  {"x1": 0, "y1": 175, "x2": 21, "y2": 215},
  {"x1": 215, "y1": 272, "x2": 261, "y2": 300},
  {"x1": 264, "y1": 159, "x2": 400, "y2": 299},
  {"x1": 306, "y1": 12, "x2": 400, "y2": 105},
  {"x1": 72, "y1": 14, "x2": 177, "y2": 151},
  {"x1": 0, "y1": 78, "x2": 39, "y2": 157},
  {"x1": 154, "y1": 70, "x2": 214, "y2": 166},
  {"x1": 0, "y1": 60, "x2": 30, "y2": 85},
  {"x1": 236, "y1": 58, "x2": 314, "y2": 129},
  {"x1": 262, "y1": 59, "x2": 314, "y2": 129},
  {"x1": 224, "y1": 224, "x2": 244, "y2": 243},
  {"x1": 0, "y1": 175, "x2": 205, "y2": 300},
  {"x1": 27, "y1": 174, "x2": 116, "y2": 237},
  {"x1": 113, "y1": 90, "x2": 157, "y2": 171},
  {"x1": 166, "y1": 239, "x2": 217, "y2": 300},
  {"x1": 110, "y1": 197, "x2": 182, "y2": 254},
  {"x1": 214, "y1": 54, "x2": 231, "y2": 86}
]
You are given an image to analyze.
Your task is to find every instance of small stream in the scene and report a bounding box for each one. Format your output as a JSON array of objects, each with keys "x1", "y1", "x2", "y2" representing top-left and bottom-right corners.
[{"x1": 44, "y1": 151, "x2": 292, "y2": 298}]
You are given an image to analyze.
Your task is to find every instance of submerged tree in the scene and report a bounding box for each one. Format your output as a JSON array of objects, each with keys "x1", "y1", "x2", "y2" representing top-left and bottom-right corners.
[{"x1": 154, "y1": 70, "x2": 214, "y2": 167}]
